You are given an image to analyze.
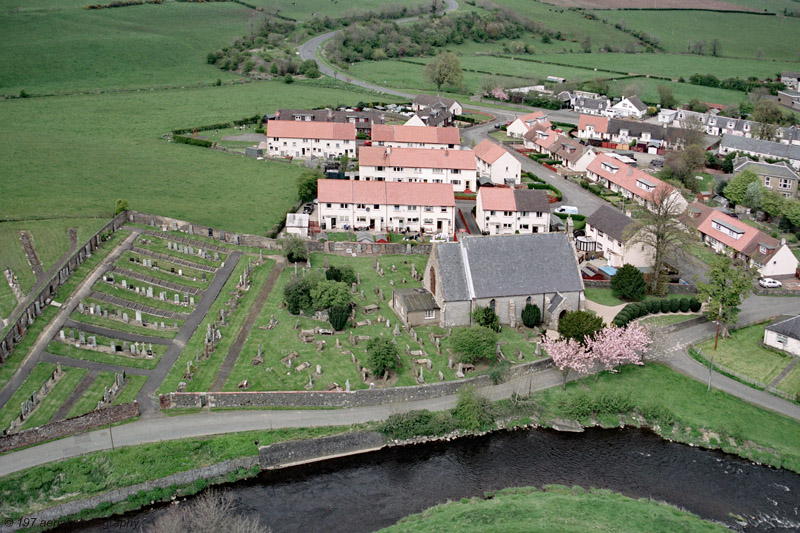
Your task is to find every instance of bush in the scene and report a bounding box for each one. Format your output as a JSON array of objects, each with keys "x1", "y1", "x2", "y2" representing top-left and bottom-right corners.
[
  {"x1": 669, "y1": 298, "x2": 680, "y2": 313},
  {"x1": 281, "y1": 235, "x2": 308, "y2": 263},
  {"x1": 558, "y1": 310, "x2": 604, "y2": 343},
  {"x1": 325, "y1": 265, "x2": 356, "y2": 285},
  {"x1": 367, "y1": 336, "x2": 400, "y2": 376},
  {"x1": 521, "y1": 304, "x2": 541, "y2": 328},
  {"x1": 283, "y1": 273, "x2": 319, "y2": 315},
  {"x1": 488, "y1": 360, "x2": 511, "y2": 385},
  {"x1": 633, "y1": 302, "x2": 648, "y2": 318},
  {"x1": 173, "y1": 135, "x2": 212, "y2": 148},
  {"x1": 453, "y1": 386, "x2": 494, "y2": 431},
  {"x1": 679, "y1": 298, "x2": 690, "y2": 313},
  {"x1": 610, "y1": 264, "x2": 646, "y2": 301},
  {"x1": 638, "y1": 403, "x2": 677, "y2": 427},
  {"x1": 472, "y1": 306, "x2": 500, "y2": 332},
  {"x1": 450, "y1": 326, "x2": 498, "y2": 363},
  {"x1": 328, "y1": 304, "x2": 350, "y2": 331},
  {"x1": 660, "y1": 299, "x2": 671, "y2": 313},
  {"x1": 647, "y1": 300, "x2": 660, "y2": 314},
  {"x1": 379, "y1": 410, "x2": 454, "y2": 439},
  {"x1": 689, "y1": 297, "x2": 702, "y2": 312}
]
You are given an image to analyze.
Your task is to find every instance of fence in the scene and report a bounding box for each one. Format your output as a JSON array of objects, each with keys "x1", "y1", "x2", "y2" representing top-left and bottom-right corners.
[{"x1": 691, "y1": 348, "x2": 796, "y2": 403}]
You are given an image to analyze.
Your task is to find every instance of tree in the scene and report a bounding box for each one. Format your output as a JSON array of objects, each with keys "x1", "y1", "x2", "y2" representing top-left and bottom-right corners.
[
  {"x1": 723, "y1": 170, "x2": 759, "y2": 206},
  {"x1": 283, "y1": 271, "x2": 322, "y2": 315},
  {"x1": 450, "y1": 326, "x2": 497, "y2": 364},
  {"x1": 328, "y1": 304, "x2": 350, "y2": 331},
  {"x1": 760, "y1": 189, "x2": 787, "y2": 219},
  {"x1": 630, "y1": 184, "x2": 691, "y2": 295},
  {"x1": 586, "y1": 323, "x2": 652, "y2": 372},
  {"x1": 678, "y1": 113, "x2": 707, "y2": 147},
  {"x1": 297, "y1": 169, "x2": 322, "y2": 203},
  {"x1": 325, "y1": 265, "x2": 356, "y2": 285},
  {"x1": 710, "y1": 38, "x2": 721, "y2": 57},
  {"x1": 423, "y1": 51, "x2": 462, "y2": 92},
  {"x1": 149, "y1": 489, "x2": 269, "y2": 533},
  {"x1": 452, "y1": 385, "x2": 494, "y2": 430},
  {"x1": 310, "y1": 279, "x2": 351, "y2": 310},
  {"x1": 114, "y1": 199, "x2": 129, "y2": 215},
  {"x1": 743, "y1": 181, "x2": 763, "y2": 210},
  {"x1": 657, "y1": 84, "x2": 677, "y2": 109},
  {"x1": 367, "y1": 336, "x2": 400, "y2": 377},
  {"x1": 471, "y1": 305, "x2": 500, "y2": 332},
  {"x1": 540, "y1": 336, "x2": 592, "y2": 389},
  {"x1": 282, "y1": 235, "x2": 308, "y2": 263},
  {"x1": 697, "y1": 255, "x2": 755, "y2": 339},
  {"x1": 557, "y1": 310, "x2": 604, "y2": 344},
  {"x1": 666, "y1": 143, "x2": 705, "y2": 190},
  {"x1": 521, "y1": 303, "x2": 541, "y2": 328},
  {"x1": 610, "y1": 264, "x2": 647, "y2": 301}
]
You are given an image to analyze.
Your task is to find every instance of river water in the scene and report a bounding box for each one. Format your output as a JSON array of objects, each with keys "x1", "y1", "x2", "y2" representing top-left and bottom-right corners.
[{"x1": 69, "y1": 428, "x2": 800, "y2": 532}]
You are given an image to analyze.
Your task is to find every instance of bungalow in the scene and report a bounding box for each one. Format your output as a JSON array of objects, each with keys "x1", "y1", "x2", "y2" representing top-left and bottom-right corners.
[
  {"x1": 371, "y1": 124, "x2": 460, "y2": 150},
  {"x1": 777, "y1": 90, "x2": 800, "y2": 111},
  {"x1": 576, "y1": 114, "x2": 609, "y2": 142},
  {"x1": 423, "y1": 233, "x2": 585, "y2": 329},
  {"x1": 719, "y1": 134, "x2": 800, "y2": 170},
  {"x1": 358, "y1": 146, "x2": 477, "y2": 192},
  {"x1": 507, "y1": 111, "x2": 552, "y2": 139},
  {"x1": 764, "y1": 316, "x2": 800, "y2": 357},
  {"x1": 573, "y1": 96, "x2": 610, "y2": 116},
  {"x1": 317, "y1": 179, "x2": 456, "y2": 236},
  {"x1": 781, "y1": 71, "x2": 800, "y2": 91},
  {"x1": 523, "y1": 127, "x2": 559, "y2": 153},
  {"x1": 473, "y1": 139, "x2": 521, "y2": 186},
  {"x1": 733, "y1": 157, "x2": 799, "y2": 199},
  {"x1": 606, "y1": 96, "x2": 648, "y2": 119},
  {"x1": 584, "y1": 205, "x2": 653, "y2": 268},
  {"x1": 684, "y1": 202, "x2": 798, "y2": 277},
  {"x1": 266, "y1": 120, "x2": 356, "y2": 159},
  {"x1": 586, "y1": 153, "x2": 688, "y2": 214},
  {"x1": 274, "y1": 108, "x2": 384, "y2": 135},
  {"x1": 412, "y1": 94, "x2": 463, "y2": 117},
  {"x1": 475, "y1": 188, "x2": 551, "y2": 235}
]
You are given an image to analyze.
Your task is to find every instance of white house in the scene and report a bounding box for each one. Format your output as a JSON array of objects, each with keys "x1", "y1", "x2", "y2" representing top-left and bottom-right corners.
[
  {"x1": 606, "y1": 96, "x2": 648, "y2": 119},
  {"x1": 476, "y1": 188, "x2": 550, "y2": 235},
  {"x1": 764, "y1": 316, "x2": 800, "y2": 357},
  {"x1": 550, "y1": 137, "x2": 596, "y2": 172},
  {"x1": 412, "y1": 94, "x2": 463, "y2": 116},
  {"x1": 371, "y1": 124, "x2": 460, "y2": 150},
  {"x1": 576, "y1": 114, "x2": 609, "y2": 141},
  {"x1": 523, "y1": 128, "x2": 559, "y2": 153},
  {"x1": 358, "y1": 146, "x2": 477, "y2": 192},
  {"x1": 317, "y1": 179, "x2": 456, "y2": 235},
  {"x1": 781, "y1": 71, "x2": 800, "y2": 91},
  {"x1": 285, "y1": 213, "x2": 309, "y2": 238},
  {"x1": 573, "y1": 96, "x2": 609, "y2": 116},
  {"x1": 507, "y1": 111, "x2": 551, "y2": 138},
  {"x1": 584, "y1": 205, "x2": 653, "y2": 268},
  {"x1": 473, "y1": 139, "x2": 521, "y2": 186},
  {"x1": 266, "y1": 120, "x2": 356, "y2": 159},
  {"x1": 719, "y1": 134, "x2": 800, "y2": 170}
]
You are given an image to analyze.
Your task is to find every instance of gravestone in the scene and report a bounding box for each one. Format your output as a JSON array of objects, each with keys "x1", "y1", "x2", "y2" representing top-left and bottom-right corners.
[
  {"x1": 78, "y1": 302, "x2": 85, "y2": 313},
  {"x1": 122, "y1": 280, "x2": 127, "y2": 289},
  {"x1": 161, "y1": 321, "x2": 165, "y2": 329},
  {"x1": 59, "y1": 330, "x2": 65, "y2": 341},
  {"x1": 160, "y1": 291, "x2": 166, "y2": 301},
  {"x1": 123, "y1": 312, "x2": 129, "y2": 323},
  {"x1": 78, "y1": 332, "x2": 85, "y2": 345},
  {"x1": 174, "y1": 294, "x2": 180, "y2": 304},
  {"x1": 135, "y1": 310, "x2": 142, "y2": 324},
  {"x1": 88, "y1": 336, "x2": 96, "y2": 348},
  {"x1": 110, "y1": 341, "x2": 116, "y2": 352},
  {"x1": 345, "y1": 379, "x2": 351, "y2": 392},
  {"x1": 190, "y1": 296, "x2": 195, "y2": 306},
  {"x1": 147, "y1": 287, "x2": 153, "y2": 298}
]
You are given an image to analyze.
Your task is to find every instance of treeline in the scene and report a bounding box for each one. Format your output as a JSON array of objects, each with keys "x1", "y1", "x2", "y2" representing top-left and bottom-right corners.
[
  {"x1": 84, "y1": 0, "x2": 161, "y2": 9},
  {"x1": 688, "y1": 73, "x2": 785, "y2": 94},
  {"x1": 303, "y1": 1, "x2": 446, "y2": 34}
]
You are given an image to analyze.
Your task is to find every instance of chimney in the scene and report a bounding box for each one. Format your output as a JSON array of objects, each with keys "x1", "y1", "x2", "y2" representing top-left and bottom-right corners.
[
  {"x1": 781, "y1": 238, "x2": 787, "y2": 246},
  {"x1": 385, "y1": 147, "x2": 391, "y2": 158},
  {"x1": 327, "y1": 108, "x2": 333, "y2": 121}
]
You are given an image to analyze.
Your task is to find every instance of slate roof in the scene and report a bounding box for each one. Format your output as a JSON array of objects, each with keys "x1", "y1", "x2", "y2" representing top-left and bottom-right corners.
[
  {"x1": 765, "y1": 316, "x2": 800, "y2": 340},
  {"x1": 435, "y1": 234, "x2": 583, "y2": 301},
  {"x1": 478, "y1": 188, "x2": 550, "y2": 213},
  {"x1": 622, "y1": 96, "x2": 647, "y2": 112},
  {"x1": 413, "y1": 94, "x2": 458, "y2": 109},
  {"x1": 275, "y1": 109, "x2": 384, "y2": 128},
  {"x1": 585, "y1": 205, "x2": 635, "y2": 243},
  {"x1": 721, "y1": 134, "x2": 800, "y2": 163},
  {"x1": 733, "y1": 158, "x2": 800, "y2": 181},
  {"x1": 394, "y1": 287, "x2": 439, "y2": 312},
  {"x1": 513, "y1": 189, "x2": 551, "y2": 213}
]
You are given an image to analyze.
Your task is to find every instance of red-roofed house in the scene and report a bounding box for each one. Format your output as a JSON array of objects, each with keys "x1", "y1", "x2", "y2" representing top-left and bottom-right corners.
[
  {"x1": 475, "y1": 188, "x2": 551, "y2": 235},
  {"x1": 684, "y1": 202, "x2": 798, "y2": 277},
  {"x1": 317, "y1": 179, "x2": 456, "y2": 236},
  {"x1": 371, "y1": 124, "x2": 460, "y2": 149},
  {"x1": 473, "y1": 139, "x2": 521, "y2": 186},
  {"x1": 507, "y1": 111, "x2": 552, "y2": 138},
  {"x1": 586, "y1": 153, "x2": 688, "y2": 214},
  {"x1": 358, "y1": 146, "x2": 477, "y2": 192},
  {"x1": 523, "y1": 128, "x2": 560, "y2": 153},
  {"x1": 576, "y1": 114, "x2": 609, "y2": 141},
  {"x1": 266, "y1": 120, "x2": 356, "y2": 159}
]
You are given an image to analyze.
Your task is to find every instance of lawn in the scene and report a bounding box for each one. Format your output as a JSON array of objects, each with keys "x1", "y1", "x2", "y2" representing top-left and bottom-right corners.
[
  {"x1": 93, "y1": 280, "x2": 195, "y2": 314},
  {"x1": 69, "y1": 301, "x2": 181, "y2": 339},
  {"x1": 19, "y1": 366, "x2": 87, "y2": 430},
  {"x1": 46, "y1": 338, "x2": 162, "y2": 371},
  {"x1": 112, "y1": 374, "x2": 149, "y2": 406},
  {"x1": 695, "y1": 323, "x2": 794, "y2": 385},
  {"x1": 584, "y1": 287, "x2": 685, "y2": 307},
  {"x1": 774, "y1": 363, "x2": 800, "y2": 398},
  {"x1": 607, "y1": 77, "x2": 748, "y2": 108},
  {"x1": 688, "y1": 242, "x2": 721, "y2": 266},
  {"x1": 115, "y1": 252, "x2": 212, "y2": 291},
  {"x1": 124, "y1": 223, "x2": 281, "y2": 255},
  {"x1": 640, "y1": 314, "x2": 700, "y2": 327},
  {"x1": 134, "y1": 234, "x2": 226, "y2": 268},
  {"x1": 158, "y1": 258, "x2": 274, "y2": 394},
  {"x1": 66, "y1": 371, "x2": 118, "y2": 419}
]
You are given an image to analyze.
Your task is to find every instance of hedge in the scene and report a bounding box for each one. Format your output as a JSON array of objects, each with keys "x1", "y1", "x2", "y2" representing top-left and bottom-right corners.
[
  {"x1": 173, "y1": 135, "x2": 213, "y2": 148},
  {"x1": 528, "y1": 183, "x2": 563, "y2": 201},
  {"x1": 612, "y1": 296, "x2": 701, "y2": 327}
]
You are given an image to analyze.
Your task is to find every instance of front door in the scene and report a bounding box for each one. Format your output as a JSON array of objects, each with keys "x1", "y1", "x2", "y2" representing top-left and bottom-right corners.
[{"x1": 330, "y1": 217, "x2": 337, "y2": 229}]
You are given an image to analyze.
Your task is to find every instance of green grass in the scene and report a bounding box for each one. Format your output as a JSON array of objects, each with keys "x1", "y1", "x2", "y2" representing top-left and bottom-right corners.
[
  {"x1": 46, "y1": 338, "x2": 162, "y2": 370},
  {"x1": 584, "y1": 287, "x2": 626, "y2": 307},
  {"x1": 158, "y1": 258, "x2": 274, "y2": 394},
  {"x1": 639, "y1": 314, "x2": 699, "y2": 327},
  {"x1": 245, "y1": 0, "x2": 422, "y2": 19},
  {"x1": 112, "y1": 374, "x2": 148, "y2": 405},
  {"x1": 775, "y1": 362, "x2": 800, "y2": 398},
  {"x1": 124, "y1": 223, "x2": 282, "y2": 255},
  {"x1": 66, "y1": 371, "x2": 117, "y2": 419},
  {"x1": 0, "y1": 307, "x2": 58, "y2": 392},
  {"x1": 688, "y1": 242, "x2": 720, "y2": 266},
  {"x1": 69, "y1": 303, "x2": 180, "y2": 339},
  {"x1": 696, "y1": 323, "x2": 794, "y2": 385},
  {"x1": 19, "y1": 366, "x2": 87, "y2": 430},
  {"x1": 382, "y1": 485, "x2": 725, "y2": 533},
  {"x1": 115, "y1": 253, "x2": 212, "y2": 290},
  {"x1": 607, "y1": 77, "x2": 749, "y2": 108},
  {"x1": 0, "y1": 363, "x2": 58, "y2": 430},
  {"x1": 0, "y1": 425, "x2": 357, "y2": 520},
  {"x1": 93, "y1": 279, "x2": 194, "y2": 313},
  {"x1": 134, "y1": 234, "x2": 226, "y2": 267}
]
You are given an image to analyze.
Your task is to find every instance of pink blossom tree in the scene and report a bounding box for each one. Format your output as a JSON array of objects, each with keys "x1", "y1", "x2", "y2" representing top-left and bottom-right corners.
[
  {"x1": 540, "y1": 336, "x2": 593, "y2": 389},
  {"x1": 586, "y1": 323, "x2": 653, "y2": 373},
  {"x1": 491, "y1": 86, "x2": 509, "y2": 101}
]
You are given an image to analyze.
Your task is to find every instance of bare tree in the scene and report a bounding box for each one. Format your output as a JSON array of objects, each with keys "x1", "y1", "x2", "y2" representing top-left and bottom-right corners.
[
  {"x1": 629, "y1": 184, "x2": 691, "y2": 295},
  {"x1": 148, "y1": 490, "x2": 270, "y2": 533},
  {"x1": 678, "y1": 113, "x2": 706, "y2": 147}
]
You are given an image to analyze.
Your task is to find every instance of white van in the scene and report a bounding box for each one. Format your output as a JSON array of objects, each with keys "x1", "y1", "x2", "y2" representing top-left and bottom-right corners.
[{"x1": 555, "y1": 206, "x2": 579, "y2": 215}]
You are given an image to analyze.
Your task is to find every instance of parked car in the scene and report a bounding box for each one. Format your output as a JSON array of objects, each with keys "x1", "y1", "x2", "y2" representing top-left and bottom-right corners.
[
  {"x1": 555, "y1": 206, "x2": 579, "y2": 215},
  {"x1": 759, "y1": 278, "x2": 783, "y2": 288}
]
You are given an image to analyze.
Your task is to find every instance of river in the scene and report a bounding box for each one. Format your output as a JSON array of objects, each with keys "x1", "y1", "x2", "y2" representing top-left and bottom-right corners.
[{"x1": 67, "y1": 428, "x2": 800, "y2": 532}]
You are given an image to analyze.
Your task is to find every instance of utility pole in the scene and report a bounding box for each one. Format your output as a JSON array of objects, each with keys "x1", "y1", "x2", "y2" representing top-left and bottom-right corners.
[
  {"x1": 713, "y1": 299, "x2": 723, "y2": 351},
  {"x1": 109, "y1": 424, "x2": 115, "y2": 451}
]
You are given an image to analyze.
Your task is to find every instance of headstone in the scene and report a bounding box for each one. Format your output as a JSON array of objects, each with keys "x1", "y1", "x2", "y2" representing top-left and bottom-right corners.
[
  {"x1": 160, "y1": 291, "x2": 166, "y2": 301},
  {"x1": 438, "y1": 371, "x2": 444, "y2": 381},
  {"x1": 34, "y1": 301, "x2": 41, "y2": 316},
  {"x1": 174, "y1": 294, "x2": 180, "y2": 304},
  {"x1": 78, "y1": 332, "x2": 85, "y2": 344},
  {"x1": 131, "y1": 343, "x2": 137, "y2": 355},
  {"x1": 122, "y1": 279, "x2": 127, "y2": 289},
  {"x1": 88, "y1": 336, "x2": 96, "y2": 348},
  {"x1": 123, "y1": 312, "x2": 129, "y2": 323},
  {"x1": 345, "y1": 379, "x2": 351, "y2": 392},
  {"x1": 59, "y1": 330, "x2": 65, "y2": 341},
  {"x1": 190, "y1": 296, "x2": 195, "y2": 306},
  {"x1": 103, "y1": 309, "x2": 108, "y2": 318},
  {"x1": 160, "y1": 321, "x2": 165, "y2": 329},
  {"x1": 123, "y1": 341, "x2": 129, "y2": 352},
  {"x1": 147, "y1": 287, "x2": 153, "y2": 298},
  {"x1": 78, "y1": 302, "x2": 85, "y2": 313},
  {"x1": 178, "y1": 269, "x2": 183, "y2": 277},
  {"x1": 534, "y1": 342, "x2": 541, "y2": 357},
  {"x1": 135, "y1": 310, "x2": 142, "y2": 324},
  {"x1": 110, "y1": 341, "x2": 116, "y2": 352}
]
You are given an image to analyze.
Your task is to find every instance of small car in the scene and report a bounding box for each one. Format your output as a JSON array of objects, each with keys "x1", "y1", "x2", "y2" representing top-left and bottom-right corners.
[
  {"x1": 555, "y1": 206, "x2": 579, "y2": 215},
  {"x1": 758, "y1": 278, "x2": 782, "y2": 288}
]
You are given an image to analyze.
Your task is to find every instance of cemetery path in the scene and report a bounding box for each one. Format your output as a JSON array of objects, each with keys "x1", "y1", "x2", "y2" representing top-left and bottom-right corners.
[
  {"x1": 110, "y1": 266, "x2": 201, "y2": 294},
  {"x1": 41, "y1": 352, "x2": 153, "y2": 376},
  {"x1": 210, "y1": 258, "x2": 286, "y2": 391},
  {"x1": 51, "y1": 369, "x2": 98, "y2": 422},
  {"x1": 88, "y1": 291, "x2": 189, "y2": 320},
  {"x1": 135, "y1": 252, "x2": 242, "y2": 415},
  {"x1": 63, "y1": 319, "x2": 171, "y2": 345},
  {"x1": 0, "y1": 231, "x2": 138, "y2": 411}
]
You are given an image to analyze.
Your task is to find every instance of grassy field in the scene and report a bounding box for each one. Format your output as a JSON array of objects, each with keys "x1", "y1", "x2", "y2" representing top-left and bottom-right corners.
[
  {"x1": 46, "y1": 339, "x2": 162, "y2": 371},
  {"x1": 606, "y1": 77, "x2": 748, "y2": 107},
  {"x1": 382, "y1": 485, "x2": 724, "y2": 533},
  {"x1": 134, "y1": 234, "x2": 227, "y2": 267},
  {"x1": 245, "y1": 0, "x2": 423, "y2": 19},
  {"x1": 696, "y1": 323, "x2": 795, "y2": 387},
  {"x1": 111, "y1": 374, "x2": 148, "y2": 405},
  {"x1": 18, "y1": 366, "x2": 87, "y2": 430},
  {"x1": 158, "y1": 258, "x2": 275, "y2": 394},
  {"x1": 66, "y1": 371, "x2": 117, "y2": 419}
]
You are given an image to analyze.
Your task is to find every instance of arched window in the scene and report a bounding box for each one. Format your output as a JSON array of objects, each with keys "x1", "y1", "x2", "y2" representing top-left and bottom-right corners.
[
  {"x1": 489, "y1": 299, "x2": 496, "y2": 312},
  {"x1": 525, "y1": 296, "x2": 531, "y2": 306},
  {"x1": 429, "y1": 267, "x2": 436, "y2": 296}
]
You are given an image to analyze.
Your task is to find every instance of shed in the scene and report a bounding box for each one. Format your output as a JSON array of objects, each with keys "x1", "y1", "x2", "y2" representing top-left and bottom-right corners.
[
  {"x1": 392, "y1": 287, "x2": 440, "y2": 327},
  {"x1": 764, "y1": 315, "x2": 800, "y2": 357},
  {"x1": 285, "y1": 213, "x2": 309, "y2": 238}
]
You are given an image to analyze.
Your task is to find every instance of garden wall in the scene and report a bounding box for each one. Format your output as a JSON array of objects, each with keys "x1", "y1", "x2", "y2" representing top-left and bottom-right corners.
[{"x1": 161, "y1": 358, "x2": 554, "y2": 409}]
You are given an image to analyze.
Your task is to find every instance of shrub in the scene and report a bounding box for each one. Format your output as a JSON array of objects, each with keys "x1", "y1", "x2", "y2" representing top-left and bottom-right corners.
[
  {"x1": 638, "y1": 403, "x2": 677, "y2": 427},
  {"x1": 521, "y1": 304, "x2": 541, "y2": 328},
  {"x1": 450, "y1": 326, "x2": 498, "y2": 363},
  {"x1": 560, "y1": 392, "x2": 594, "y2": 418},
  {"x1": 328, "y1": 304, "x2": 350, "y2": 331},
  {"x1": 173, "y1": 135, "x2": 212, "y2": 148},
  {"x1": 471, "y1": 306, "x2": 500, "y2": 332},
  {"x1": 488, "y1": 360, "x2": 511, "y2": 384},
  {"x1": 281, "y1": 235, "x2": 308, "y2": 263},
  {"x1": 283, "y1": 273, "x2": 320, "y2": 315},
  {"x1": 325, "y1": 265, "x2": 356, "y2": 285},
  {"x1": 379, "y1": 410, "x2": 454, "y2": 439},
  {"x1": 367, "y1": 336, "x2": 400, "y2": 376},
  {"x1": 453, "y1": 386, "x2": 494, "y2": 431},
  {"x1": 610, "y1": 264, "x2": 646, "y2": 301},
  {"x1": 679, "y1": 298, "x2": 690, "y2": 313},
  {"x1": 114, "y1": 199, "x2": 129, "y2": 215},
  {"x1": 558, "y1": 310, "x2": 604, "y2": 343},
  {"x1": 660, "y1": 299, "x2": 671, "y2": 313},
  {"x1": 669, "y1": 298, "x2": 680, "y2": 313},
  {"x1": 647, "y1": 300, "x2": 660, "y2": 314},
  {"x1": 633, "y1": 302, "x2": 648, "y2": 318},
  {"x1": 689, "y1": 297, "x2": 702, "y2": 312}
]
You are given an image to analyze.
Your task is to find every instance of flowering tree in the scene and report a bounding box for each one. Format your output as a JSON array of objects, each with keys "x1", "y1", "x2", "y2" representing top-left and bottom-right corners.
[
  {"x1": 540, "y1": 336, "x2": 592, "y2": 389},
  {"x1": 586, "y1": 323, "x2": 653, "y2": 373},
  {"x1": 491, "y1": 86, "x2": 509, "y2": 101}
]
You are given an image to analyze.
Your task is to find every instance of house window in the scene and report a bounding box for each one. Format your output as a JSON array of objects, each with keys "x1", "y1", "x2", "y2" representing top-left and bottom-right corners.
[
  {"x1": 441, "y1": 207, "x2": 447, "y2": 212},
  {"x1": 526, "y1": 296, "x2": 531, "y2": 306},
  {"x1": 490, "y1": 211, "x2": 496, "y2": 216},
  {"x1": 425, "y1": 309, "x2": 435, "y2": 320},
  {"x1": 325, "y1": 203, "x2": 332, "y2": 208},
  {"x1": 356, "y1": 204, "x2": 366, "y2": 209},
  {"x1": 452, "y1": 180, "x2": 461, "y2": 185},
  {"x1": 489, "y1": 299, "x2": 496, "y2": 312},
  {"x1": 374, "y1": 204, "x2": 380, "y2": 209},
  {"x1": 776, "y1": 334, "x2": 788, "y2": 345},
  {"x1": 377, "y1": 166, "x2": 385, "y2": 171},
  {"x1": 504, "y1": 211, "x2": 513, "y2": 217},
  {"x1": 393, "y1": 167, "x2": 403, "y2": 172},
  {"x1": 394, "y1": 205, "x2": 400, "y2": 211},
  {"x1": 424, "y1": 206, "x2": 433, "y2": 212},
  {"x1": 764, "y1": 177, "x2": 771, "y2": 187},
  {"x1": 779, "y1": 178, "x2": 791, "y2": 189},
  {"x1": 452, "y1": 169, "x2": 461, "y2": 174},
  {"x1": 432, "y1": 168, "x2": 443, "y2": 174},
  {"x1": 597, "y1": 230, "x2": 604, "y2": 238},
  {"x1": 340, "y1": 203, "x2": 348, "y2": 208}
]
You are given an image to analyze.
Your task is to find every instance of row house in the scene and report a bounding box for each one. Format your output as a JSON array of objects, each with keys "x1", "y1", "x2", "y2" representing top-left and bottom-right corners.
[
  {"x1": 684, "y1": 202, "x2": 798, "y2": 277},
  {"x1": 358, "y1": 146, "x2": 477, "y2": 192},
  {"x1": 733, "y1": 157, "x2": 799, "y2": 199},
  {"x1": 719, "y1": 134, "x2": 800, "y2": 170},
  {"x1": 274, "y1": 108, "x2": 384, "y2": 136},
  {"x1": 506, "y1": 111, "x2": 552, "y2": 139},
  {"x1": 371, "y1": 124, "x2": 460, "y2": 150},
  {"x1": 266, "y1": 120, "x2": 356, "y2": 160},
  {"x1": 475, "y1": 188, "x2": 551, "y2": 235},
  {"x1": 525, "y1": 128, "x2": 596, "y2": 172},
  {"x1": 577, "y1": 115, "x2": 679, "y2": 152},
  {"x1": 523, "y1": 127, "x2": 559, "y2": 153},
  {"x1": 473, "y1": 139, "x2": 521, "y2": 186},
  {"x1": 573, "y1": 96, "x2": 609, "y2": 116},
  {"x1": 583, "y1": 205, "x2": 653, "y2": 269},
  {"x1": 576, "y1": 114, "x2": 608, "y2": 142},
  {"x1": 317, "y1": 179, "x2": 456, "y2": 236},
  {"x1": 586, "y1": 153, "x2": 688, "y2": 214},
  {"x1": 663, "y1": 109, "x2": 800, "y2": 146}
]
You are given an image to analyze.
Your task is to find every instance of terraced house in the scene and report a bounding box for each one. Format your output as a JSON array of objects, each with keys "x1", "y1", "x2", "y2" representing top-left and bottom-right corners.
[
  {"x1": 266, "y1": 120, "x2": 356, "y2": 159},
  {"x1": 370, "y1": 124, "x2": 460, "y2": 150},
  {"x1": 473, "y1": 139, "x2": 521, "y2": 186},
  {"x1": 475, "y1": 188, "x2": 550, "y2": 235},
  {"x1": 357, "y1": 146, "x2": 477, "y2": 192}
]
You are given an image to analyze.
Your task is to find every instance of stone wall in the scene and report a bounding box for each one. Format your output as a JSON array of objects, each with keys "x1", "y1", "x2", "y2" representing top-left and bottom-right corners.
[
  {"x1": 162, "y1": 358, "x2": 553, "y2": 409},
  {"x1": 259, "y1": 431, "x2": 386, "y2": 469},
  {"x1": 0, "y1": 402, "x2": 139, "y2": 454},
  {"x1": 753, "y1": 287, "x2": 800, "y2": 297},
  {"x1": 0, "y1": 212, "x2": 128, "y2": 365},
  {"x1": 583, "y1": 279, "x2": 697, "y2": 294}
]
